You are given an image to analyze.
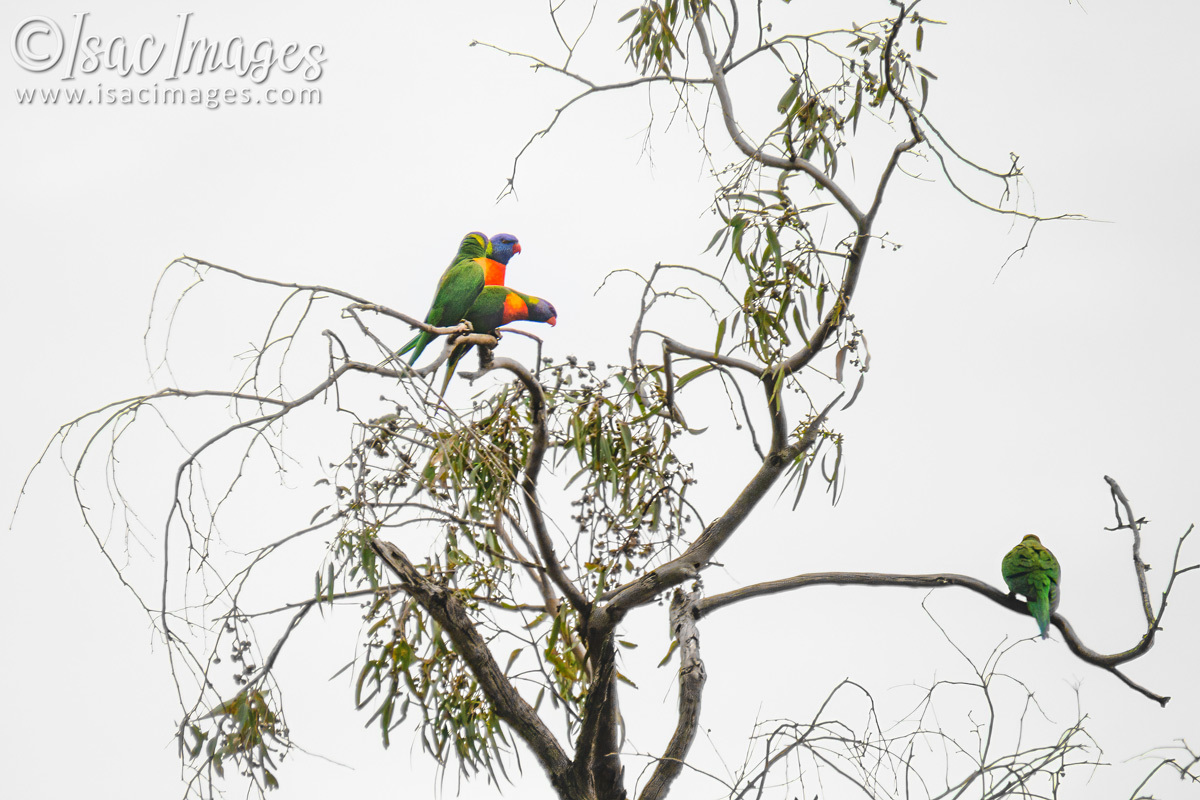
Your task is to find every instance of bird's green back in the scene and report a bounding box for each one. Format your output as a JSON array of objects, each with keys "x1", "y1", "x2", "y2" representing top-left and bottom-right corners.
[
  {"x1": 1001, "y1": 534, "x2": 1061, "y2": 638},
  {"x1": 398, "y1": 232, "x2": 493, "y2": 365},
  {"x1": 427, "y1": 259, "x2": 486, "y2": 328},
  {"x1": 1001, "y1": 535, "x2": 1061, "y2": 596}
]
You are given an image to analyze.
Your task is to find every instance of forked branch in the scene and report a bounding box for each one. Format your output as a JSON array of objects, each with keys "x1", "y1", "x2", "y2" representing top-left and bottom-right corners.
[
  {"x1": 1105, "y1": 474, "x2": 1154, "y2": 624},
  {"x1": 602, "y1": 395, "x2": 839, "y2": 615}
]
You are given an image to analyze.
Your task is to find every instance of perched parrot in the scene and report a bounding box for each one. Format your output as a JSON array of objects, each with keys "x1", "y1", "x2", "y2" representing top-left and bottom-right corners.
[
  {"x1": 486, "y1": 233, "x2": 522, "y2": 285},
  {"x1": 1001, "y1": 534, "x2": 1061, "y2": 639},
  {"x1": 440, "y1": 287, "x2": 557, "y2": 393},
  {"x1": 397, "y1": 232, "x2": 493, "y2": 366}
]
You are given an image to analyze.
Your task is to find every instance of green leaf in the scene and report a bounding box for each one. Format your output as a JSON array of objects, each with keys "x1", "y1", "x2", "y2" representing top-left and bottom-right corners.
[
  {"x1": 675, "y1": 365, "x2": 713, "y2": 391},
  {"x1": 618, "y1": 8, "x2": 639, "y2": 23},
  {"x1": 703, "y1": 226, "x2": 726, "y2": 253},
  {"x1": 724, "y1": 193, "x2": 764, "y2": 206},
  {"x1": 564, "y1": 465, "x2": 590, "y2": 490},
  {"x1": 843, "y1": 373, "x2": 867, "y2": 410},
  {"x1": 597, "y1": 436, "x2": 613, "y2": 470},
  {"x1": 777, "y1": 75, "x2": 800, "y2": 114},
  {"x1": 730, "y1": 215, "x2": 746, "y2": 260},
  {"x1": 765, "y1": 225, "x2": 782, "y2": 269},
  {"x1": 851, "y1": 80, "x2": 862, "y2": 134},
  {"x1": 572, "y1": 416, "x2": 585, "y2": 462},
  {"x1": 715, "y1": 317, "x2": 727, "y2": 353},
  {"x1": 355, "y1": 664, "x2": 374, "y2": 706},
  {"x1": 380, "y1": 697, "x2": 394, "y2": 747},
  {"x1": 916, "y1": 24, "x2": 924, "y2": 51},
  {"x1": 185, "y1": 725, "x2": 206, "y2": 758}
]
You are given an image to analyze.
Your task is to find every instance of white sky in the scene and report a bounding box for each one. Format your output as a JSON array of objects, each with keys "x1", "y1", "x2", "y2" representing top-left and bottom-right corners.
[{"x1": 3, "y1": 2, "x2": 1198, "y2": 799}]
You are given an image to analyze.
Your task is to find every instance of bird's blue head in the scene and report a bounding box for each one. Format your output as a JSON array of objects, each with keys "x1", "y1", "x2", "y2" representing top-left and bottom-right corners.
[{"x1": 490, "y1": 233, "x2": 521, "y2": 265}]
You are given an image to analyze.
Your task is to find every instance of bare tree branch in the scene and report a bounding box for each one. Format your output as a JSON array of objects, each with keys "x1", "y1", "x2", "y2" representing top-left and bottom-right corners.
[
  {"x1": 1105, "y1": 475, "x2": 1155, "y2": 625},
  {"x1": 602, "y1": 394, "x2": 839, "y2": 615},
  {"x1": 662, "y1": 336, "x2": 761, "y2": 376},
  {"x1": 638, "y1": 588, "x2": 706, "y2": 800},
  {"x1": 698, "y1": 569, "x2": 1173, "y2": 706}
]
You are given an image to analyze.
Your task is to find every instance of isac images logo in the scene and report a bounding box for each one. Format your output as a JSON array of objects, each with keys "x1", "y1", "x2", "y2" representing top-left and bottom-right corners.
[{"x1": 11, "y1": 13, "x2": 326, "y2": 109}]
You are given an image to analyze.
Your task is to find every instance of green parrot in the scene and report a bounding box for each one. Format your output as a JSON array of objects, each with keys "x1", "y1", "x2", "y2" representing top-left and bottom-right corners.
[
  {"x1": 1001, "y1": 534, "x2": 1061, "y2": 639},
  {"x1": 440, "y1": 287, "x2": 557, "y2": 393},
  {"x1": 397, "y1": 232, "x2": 493, "y2": 366}
]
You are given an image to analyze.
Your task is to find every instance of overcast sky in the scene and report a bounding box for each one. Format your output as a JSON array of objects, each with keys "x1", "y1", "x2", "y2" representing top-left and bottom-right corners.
[{"x1": 3, "y1": 2, "x2": 1198, "y2": 798}]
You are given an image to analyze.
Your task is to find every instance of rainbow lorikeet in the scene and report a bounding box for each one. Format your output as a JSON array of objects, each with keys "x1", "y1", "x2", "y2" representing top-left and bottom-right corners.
[
  {"x1": 486, "y1": 233, "x2": 521, "y2": 284},
  {"x1": 1001, "y1": 534, "x2": 1061, "y2": 639},
  {"x1": 440, "y1": 287, "x2": 557, "y2": 393},
  {"x1": 397, "y1": 232, "x2": 493, "y2": 366}
]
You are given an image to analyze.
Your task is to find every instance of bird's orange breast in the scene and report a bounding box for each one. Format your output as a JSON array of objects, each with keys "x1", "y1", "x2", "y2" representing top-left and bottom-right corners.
[{"x1": 478, "y1": 258, "x2": 507, "y2": 286}]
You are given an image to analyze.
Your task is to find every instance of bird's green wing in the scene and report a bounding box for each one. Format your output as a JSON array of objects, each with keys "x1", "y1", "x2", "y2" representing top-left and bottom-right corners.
[
  {"x1": 439, "y1": 287, "x2": 515, "y2": 393},
  {"x1": 1001, "y1": 543, "x2": 1034, "y2": 597},
  {"x1": 400, "y1": 233, "x2": 491, "y2": 366}
]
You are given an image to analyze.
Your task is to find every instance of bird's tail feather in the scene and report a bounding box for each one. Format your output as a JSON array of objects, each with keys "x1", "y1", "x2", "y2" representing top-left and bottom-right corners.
[
  {"x1": 1027, "y1": 576, "x2": 1053, "y2": 639},
  {"x1": 440, "y1": 344, "x2": 471, "y2": 395},
  {"x1": 398, "y1": 331, "x2": 431, "y2": 366}
]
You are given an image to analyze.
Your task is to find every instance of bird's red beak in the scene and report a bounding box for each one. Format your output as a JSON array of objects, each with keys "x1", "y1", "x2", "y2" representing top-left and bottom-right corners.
[
  {"x1": 514, "y1": 243, "x2": 522, "y2": 254},
  {"x1": 548, "y1": 316, "x2": 557, "y2": 327}
]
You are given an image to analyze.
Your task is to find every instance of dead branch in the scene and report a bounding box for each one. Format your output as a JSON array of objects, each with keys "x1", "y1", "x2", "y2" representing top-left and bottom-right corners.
[{"x1": 1105, "y1": 475, "x2": 1155, "y2": 625}]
